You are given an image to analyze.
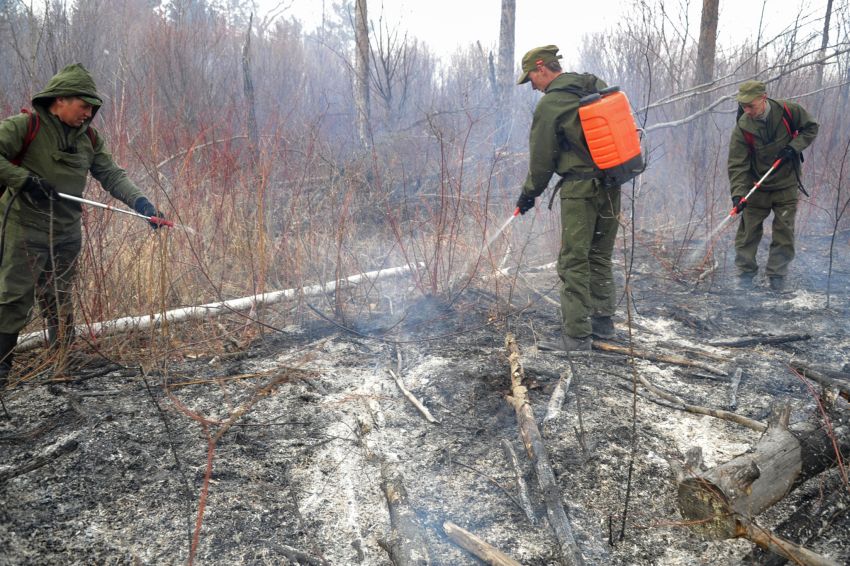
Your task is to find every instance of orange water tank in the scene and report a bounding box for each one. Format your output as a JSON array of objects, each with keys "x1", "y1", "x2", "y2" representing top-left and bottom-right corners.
[{"x1": 578, "y1": 88, "x2": 644, "y2": 184}]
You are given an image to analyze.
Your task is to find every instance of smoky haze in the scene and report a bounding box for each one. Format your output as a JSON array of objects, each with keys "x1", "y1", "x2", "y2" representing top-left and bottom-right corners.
[{"x1": 0, "y1": 0, "x2": 847, "y2": 326}]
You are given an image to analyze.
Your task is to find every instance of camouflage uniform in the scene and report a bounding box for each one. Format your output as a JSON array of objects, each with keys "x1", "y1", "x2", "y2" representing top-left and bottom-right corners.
[
  {"x1": 728, "y1": 91, "x2": 818, "y2": 281},
  {"x1": 0, "y1": 63, "x2": 149, "y2": 378},
  {"x1": 520, "y1": 71, "x2": 621, "y2": 339}
]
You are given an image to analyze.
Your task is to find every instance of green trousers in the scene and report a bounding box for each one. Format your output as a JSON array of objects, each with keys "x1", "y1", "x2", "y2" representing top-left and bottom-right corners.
[
  {"x1": 734, "y1": 186, "x2": 797, "y2": 277},
  {"x1": 558, "y1": 180, "x2": 621, "y2": 338},
  {"x1": 0, "y1": 220, "x2": 81, "y2": 335}
]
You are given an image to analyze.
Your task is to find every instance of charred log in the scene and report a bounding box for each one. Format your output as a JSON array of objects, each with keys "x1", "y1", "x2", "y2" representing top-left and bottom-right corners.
[
  {"x1": 505, "y1": 333, "x2": 585, "y2": 566},
  {"x1": 378, "y1": 463, "x2": 431, "y2": 565},
  {"x1": 709, "y1": 334, "x2": 812, "y2": 348},
  {"x1": 677, "y1": 405, "x2": 850, "y2": 563},
  {"x1": 746, "y1": 470, "x2": 849, "y2": 565}
]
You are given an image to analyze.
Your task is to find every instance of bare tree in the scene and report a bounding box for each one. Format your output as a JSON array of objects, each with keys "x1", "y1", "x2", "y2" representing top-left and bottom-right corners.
[
  {"x1": 694, "y1": 0, "x2": 718, "y2": 88},
  {"x1": 495, "y1": 0, "x2": 515, "y2": 147},
  {"x1": 815, "y1": 0, "x2": 834, "y2": 89},
  {"x1": 353, "y1": 0, "x2": 370, "y2": 147},
  {"x1": 242, "y1": 13, "x2": 258, "y2": 151}
]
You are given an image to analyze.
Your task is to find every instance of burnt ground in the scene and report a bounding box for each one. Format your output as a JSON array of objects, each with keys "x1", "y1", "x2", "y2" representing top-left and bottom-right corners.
[{"x1": 1, "y1": 230, "x2": 849, "y2": 566}]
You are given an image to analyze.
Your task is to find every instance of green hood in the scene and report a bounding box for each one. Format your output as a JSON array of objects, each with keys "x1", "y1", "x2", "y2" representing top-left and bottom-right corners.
[{"x1": 32, "y1": 63, "x2": 103, "y2": 118}]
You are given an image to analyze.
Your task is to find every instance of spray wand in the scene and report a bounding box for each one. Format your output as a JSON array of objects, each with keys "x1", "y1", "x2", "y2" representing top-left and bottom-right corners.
[
  {"x1": 57, "y1": 192, "x2": 175, "y2": 229},
  {"x1": 690, "y1": 158, "x2": 783, "y2": 267},
  {"x1": 708, "y1": 158, "x2": 783, "y2": 237}
]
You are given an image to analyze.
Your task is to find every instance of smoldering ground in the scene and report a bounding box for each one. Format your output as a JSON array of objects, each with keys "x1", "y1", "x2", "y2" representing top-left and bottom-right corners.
[{"x1": 1, "y1": 227, "x2": 848, "y2": 566}]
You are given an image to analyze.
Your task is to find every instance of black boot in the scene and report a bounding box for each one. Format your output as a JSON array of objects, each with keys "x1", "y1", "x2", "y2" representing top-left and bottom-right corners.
[{"x1": 0, "y1": 332, "x2": 18, "y2": 389}]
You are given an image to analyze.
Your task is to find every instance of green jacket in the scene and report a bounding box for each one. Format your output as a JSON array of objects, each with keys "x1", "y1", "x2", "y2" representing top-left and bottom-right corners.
[
  {"x1": 728, "y1": 98, "x2": 819, "y2": 198},
  {"x1": 521, "y1": 72, "x2": 607, "y2": 199},
  {"x1": 0, "y1": 63, "x2": 144, "y2": 233}
]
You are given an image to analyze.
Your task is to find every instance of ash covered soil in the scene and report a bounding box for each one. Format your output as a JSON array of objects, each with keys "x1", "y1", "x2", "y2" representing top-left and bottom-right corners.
[{"x1": 1, "y1": 233, "x2": 849, "y2": 566}]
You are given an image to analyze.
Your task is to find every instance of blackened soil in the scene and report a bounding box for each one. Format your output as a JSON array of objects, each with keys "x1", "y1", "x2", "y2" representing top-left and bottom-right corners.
[{"x1": 1, "y1": 233, "x2": 848, "y2": 565}]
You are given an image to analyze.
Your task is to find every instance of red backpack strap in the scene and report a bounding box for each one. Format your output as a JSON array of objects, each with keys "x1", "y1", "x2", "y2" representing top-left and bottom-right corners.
[
  {"x1": 10, "y1": 109, "x2": 40, "y2": 166},
  {"x1": 86, "y1": 125, "x2": 98, "y2": 148},
  {"x1": 742, "y1": 130, "x2": 756, "y2": 155},
  {"x1": 782, "y1": 102, "x2": 798, "y2": 139}
]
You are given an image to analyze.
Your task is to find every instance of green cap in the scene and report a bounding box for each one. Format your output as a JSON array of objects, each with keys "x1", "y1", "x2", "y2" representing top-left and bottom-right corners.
[
  {"x1": 79, "y1": 95, "x2": 102, "y2": 106},
  {"x1": 517, "y1": 45, "x2": 562, "y2": 85},
  {"x1": 736, "y1": 80, "x2": 766, "y2": 103}
]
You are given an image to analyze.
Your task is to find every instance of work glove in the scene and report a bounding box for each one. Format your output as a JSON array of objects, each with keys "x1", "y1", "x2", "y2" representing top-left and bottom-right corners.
[
  {"x1": 516, "y1": 192, "x2": 536, "y2": 215},
  {"x1": 732, "y1": 196, "x2": 747, "y2": 214},
  {"x1": 22, "y1": 175, "x2": 59, "y2": 201},
  {"x1": 775, "y1": 145, "x2": 797, "y2": 164},
  {"x1": 133, "y1": 196, "x2": 165, "y2": 229}
]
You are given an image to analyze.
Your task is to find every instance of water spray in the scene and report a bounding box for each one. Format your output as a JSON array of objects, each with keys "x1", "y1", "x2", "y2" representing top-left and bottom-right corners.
[
  {"x1": 476, "y1": 207, "x2": 520, "y2": 258},
  {"x1": 689, "y1": 159, "x2": 782, "y2": 266}
]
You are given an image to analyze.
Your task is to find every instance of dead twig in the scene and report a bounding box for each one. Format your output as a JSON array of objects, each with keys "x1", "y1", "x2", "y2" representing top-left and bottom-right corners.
[
  {"x1": 593, "y1": 341, "x2": 728, "y2": 376},
  {"x1": 386, "y1": 368, "x2": 440, "y2": 424},
  {"x1": 789, "y1": 360, "x2": 850, "y2": 401},
  {"x1": 608, "y1": 368, "x2": 767, "y2": 432},
  {"x1": 0, "y1": 434, "x2": 79, "y2": 483}
]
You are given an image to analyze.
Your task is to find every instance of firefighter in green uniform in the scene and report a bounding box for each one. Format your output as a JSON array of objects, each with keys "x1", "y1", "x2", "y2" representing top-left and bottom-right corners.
[
  {"x1": 515, "y1": 45, "x2": 621, "y2": 352},
  {"x1": 728, "y1": 80, "x2": 818, "y2": 292},
  {"x1": 0, "y1": 63, "x2": 165, "y2": 387}
]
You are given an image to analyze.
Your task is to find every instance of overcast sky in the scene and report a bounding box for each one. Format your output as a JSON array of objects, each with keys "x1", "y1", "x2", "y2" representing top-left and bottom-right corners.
[{"x1": 264, "y1": 0, "x2": 833, "y2": 67}]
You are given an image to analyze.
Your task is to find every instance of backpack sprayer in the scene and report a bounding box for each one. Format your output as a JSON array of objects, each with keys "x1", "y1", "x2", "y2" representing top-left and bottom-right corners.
[{"x1": 481, "y1": 85, "x2": 644, "y2": 258}]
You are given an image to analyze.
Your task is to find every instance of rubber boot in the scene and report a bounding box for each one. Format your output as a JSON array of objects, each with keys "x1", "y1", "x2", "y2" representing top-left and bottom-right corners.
[
  {"x1": 591, "y1": 316, "x2": 615, "y2": 339},
  {"x1": 539, "y1": 334, "x2": 592, "y2": 353},
  {"x1": 0, "y1": 332, "x2": 18, "y2": 389}
]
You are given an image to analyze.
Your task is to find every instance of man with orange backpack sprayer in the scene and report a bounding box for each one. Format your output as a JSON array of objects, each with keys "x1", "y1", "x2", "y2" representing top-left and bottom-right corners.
[
  {"x1": 728, "y1": 80, "x2": 818, "y2": 292},
  {"x1": 0, "y1": 63, "x2": 167, "y2": 387},
  {"x1": 515, "y1": 45, "x2": 643, "y2": 352}
]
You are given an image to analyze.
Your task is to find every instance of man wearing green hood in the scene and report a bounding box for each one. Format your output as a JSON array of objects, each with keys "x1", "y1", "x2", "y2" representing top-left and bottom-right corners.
[
  {"x1": 516, "y1": 45, "x2": 621, "y2": 352},
  {"x1": 0, "y1": 63, "x2": 164, "y2": 386}
]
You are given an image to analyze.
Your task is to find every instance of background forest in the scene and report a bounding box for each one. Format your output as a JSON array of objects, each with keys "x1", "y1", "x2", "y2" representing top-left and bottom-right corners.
[{"x1": 1, "y1": 0, "x2": 848, "y2": 353}]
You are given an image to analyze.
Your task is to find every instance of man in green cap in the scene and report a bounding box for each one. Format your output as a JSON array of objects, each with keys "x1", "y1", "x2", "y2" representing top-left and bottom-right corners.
[
  {"x1": 728, "y1": 80, "x2": 818, "y2": 292},
  {"x1": 0, "y1": 63, "x2": 166, "y2": 386},
  {"x1": 516, "y1": 45, "x2": 620, "y2": 352}
]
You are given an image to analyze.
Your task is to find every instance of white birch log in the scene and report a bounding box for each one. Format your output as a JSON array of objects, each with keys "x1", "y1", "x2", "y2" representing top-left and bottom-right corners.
[{"x1": 15, "y1": 264, "x2": 420, "y2": 352}]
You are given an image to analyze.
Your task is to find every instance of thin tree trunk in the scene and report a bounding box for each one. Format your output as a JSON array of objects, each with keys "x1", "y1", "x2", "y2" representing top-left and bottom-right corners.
[
  {"x1": 241, "y1": 13, "x2": 258, "y2": 151},
  {"x1": 694, "y1": 0, "x2": 719, "y2": 88},
  {"x1": 495, "y1": 0, "x2": 515, "y2": 148},
  {"x1": 354, "y1": 0, "x2": 371, "y2": 148},
  {"x1": 816, "y1": 0, "x2": 834, "y2": 90}
]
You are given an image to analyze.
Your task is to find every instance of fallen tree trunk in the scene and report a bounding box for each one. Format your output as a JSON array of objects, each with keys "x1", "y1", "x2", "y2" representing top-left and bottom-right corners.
[
  {"x1": 443, "y1": 521, "x2": 522, "y2": 566},
  {"x1": 709, "y1": 333, "x2": 811, "y2": 348},
  {"x1": 378, "y1": 463, "x2": 432, "y2": 565},
  {"x1": 677, "y1": 406, "x2": 850, "y2": 564},
  {"x1": 505, "y1": 333, "x2": 584, "y2": 566},
  {"x1": 15, "y1": 264, "x2": 421, "y2": 352}
]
